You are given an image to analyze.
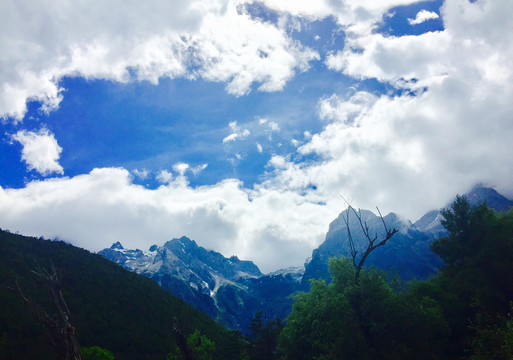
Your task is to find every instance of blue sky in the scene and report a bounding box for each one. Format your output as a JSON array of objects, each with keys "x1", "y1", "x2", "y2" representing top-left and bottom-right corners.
[{"x1": 1, "y1": 0, "x2": 512, "y2": 272}]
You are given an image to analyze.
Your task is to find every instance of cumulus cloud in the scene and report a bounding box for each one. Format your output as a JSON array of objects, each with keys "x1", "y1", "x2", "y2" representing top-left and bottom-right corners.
[
  {"x1": 287, "y1": 0, "x2": 513, "y2": 219},
  {"x1": 262, "y1": 0, "x2": 419, "y2": 22},
  {"x1": 408, "y1": 10, "x2": 440, "y2": 25},
  {"x1": 326, "y1": 30, "x2": 451, "y2": 86},
  {"x1": 327, "y1": 0, "x2": 513, "y2": 91},
  {"x1": 0, "y1": 168, "x2": 334, "y2": 272},
  {"x1": 11, "y1": 128, "x2": 64, "y2": 176},
  {"x1": 0, "y1": 0, "x2": 319, "y2": 121},
  {"x1": 190, "y1": 4, "x2": 319, "y2": 96},
  {"x1": 262, "y1": 0, "x2": 422, "y2": 34}
]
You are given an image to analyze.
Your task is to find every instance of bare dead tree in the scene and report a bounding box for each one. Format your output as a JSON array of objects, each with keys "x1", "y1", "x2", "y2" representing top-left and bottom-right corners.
[
  {"x1": 340, "y1": 197, "x2": 399, "y2": 282},
  {"x1": 16, "y1": 263, "x2": 82, "y2": 360},
  {"x1": 171, "y1": 317, "x2": 194, "y2": 360}
]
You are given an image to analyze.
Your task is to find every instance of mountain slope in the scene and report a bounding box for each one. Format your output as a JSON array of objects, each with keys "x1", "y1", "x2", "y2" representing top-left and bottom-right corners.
[
  {"x1": 0, "y1": 230, "x2": 240, "y2": 360},
  {"x1": 99, "y1": 236, "x2": 302, "y2": 331},
  {"x1": 100, "y1": 236, "x2": 263, "y2": 323}
]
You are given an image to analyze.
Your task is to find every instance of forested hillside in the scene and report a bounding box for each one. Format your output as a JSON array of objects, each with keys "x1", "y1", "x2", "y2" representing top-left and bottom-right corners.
[{"x1": 0, "y1": 231, "x2": 241, "y2": 360}]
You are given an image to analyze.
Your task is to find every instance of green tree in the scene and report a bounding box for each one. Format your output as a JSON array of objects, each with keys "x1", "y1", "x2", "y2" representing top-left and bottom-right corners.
[
  {"x1": 279, "y1": 258, "x2": 448, "y2": 359},
  {"x1": 246, "y1": 311, "x2": 283, "y2": 360},
  {"x1": 81, "y1": 346, "x2": 114, "y2": 360},
  {"x1": 428, "y1": 197, "x2": 513, "y2": 358},
  {"x1": 168, "y1": 330, "x2": 215, "y2": 360}
]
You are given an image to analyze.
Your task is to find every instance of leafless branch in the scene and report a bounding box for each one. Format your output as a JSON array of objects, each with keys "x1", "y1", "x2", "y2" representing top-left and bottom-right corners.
[
  {"x1": 340, "y1": 197, "x2": 398, "y2": 282},
  {"x1": 15, "y1": 262, "x2": 82, "y2": 360}
]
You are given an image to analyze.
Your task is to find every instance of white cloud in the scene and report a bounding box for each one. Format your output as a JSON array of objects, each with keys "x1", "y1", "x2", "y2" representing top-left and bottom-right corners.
[
  {"x1": 278, "y1": 0, "x2": 513, "y2": 219},
  {"x1": 0, "y1": 0, "x2": 194, "y2": 121},
  {"x1": 326, "y1": 30, "x2": 451, "y2": 86},
  {"x1": 0, "y1": 168, "x2": 334, "y2": 272},
  {"x1": 223, "y1": 121, "x2": 250, "y2": 143},
  {"x1": 158, "y1": 163, "x2": 206, "y2": 182},
  {"x1": 132, "y1": 169, "x2": 149, "y2": 180},
  {"x1": 222, "y1": 133, "x2": 239, "y2": 143},
  {"x1": 190, "y1": 163, "x2": 208, "y2": 176},
  {"x1": 262, "y1": 0, "x2": 422, "y2": 34},
  {"x1": 268, "y1": 121, "x2": 280, "y2": 132},
  {"x1": 190, "y1": 4, "x2": 319, "y2": 96},
  {"x1": 259, "y1": 119, "x2": 280, "y2": 140},
  {"x1": 0, "y1": 0, "x2": 319, "y2": 121},
  {"x1": 173, "y1": 163, "x2": 190, "y2": 176},
  {"x1": 11, "y1": 128, "x2": 64, "y2": 176},
  {"x1": 326, "y1": 0, "x2": 513, "y2": 91},
  {"x1": 156, "y1": 170, "x2": 173, "y2": 184},
  {"x1": 408, "y1": 10, "x2": 439, "y2": 25}
]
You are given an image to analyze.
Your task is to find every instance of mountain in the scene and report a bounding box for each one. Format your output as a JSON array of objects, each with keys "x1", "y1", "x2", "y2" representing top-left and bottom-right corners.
[
  {"x1": 414, "y1": 185, "x2": 513, "y2": 235},
  {"x1": 0, "y1": 229, "x2": 240, "y2": 360},
  {"x1": 302, "y1": 210, "x2": 442, "y2": 288},
  {"x1": 99, "y1": 236, "x2": 302, "y2": 331},
  {"x1": 465, "y1": 185, "x2": 513, "y2": 211},
  {"x1": 96, "y1": 186, "x2": 513, "y2": 333},
  {"x1": 303, "y1": 186, "x2": 513, "y2": 288}
]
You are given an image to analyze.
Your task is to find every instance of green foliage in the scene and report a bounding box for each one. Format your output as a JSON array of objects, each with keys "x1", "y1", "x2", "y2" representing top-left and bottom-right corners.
[
  {"x1": 167, "y1": 330, "x2": 216, "y2": 360},
  {"x1": 0, "y1": 230, "x2": 239, "y2": 360},
  {"x1": 279, "y1": 258, "x2": 448, "y2": 359},
  {"x1": 81, "y1": 346, "x2": 115, "y2": 360},
  {"x1": 469, "y1": 311, "x2": 513, "y2": 360},
  {"x1": 188, "y1": 330, "x2": 216, "y2": 360},
  {"x1": 281, "y1": 196, "x2": 513, "y2": 359},
  {"x1": 428, "y1": 198, "x2": 513, "y2": 357}
]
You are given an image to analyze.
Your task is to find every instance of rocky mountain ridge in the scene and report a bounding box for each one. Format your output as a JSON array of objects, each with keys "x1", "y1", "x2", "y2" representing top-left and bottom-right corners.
[
  {"x1": 99, "y1": 186, "x2": 513, "y2": 331},
  {"x1": 99, "y1": 236, "x2": 301, "y2": 331}
]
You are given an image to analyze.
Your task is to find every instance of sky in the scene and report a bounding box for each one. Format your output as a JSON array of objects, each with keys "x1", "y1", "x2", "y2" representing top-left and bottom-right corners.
[{"x1": 1, "y1": 0, "x2": 512, "y2": 272}]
